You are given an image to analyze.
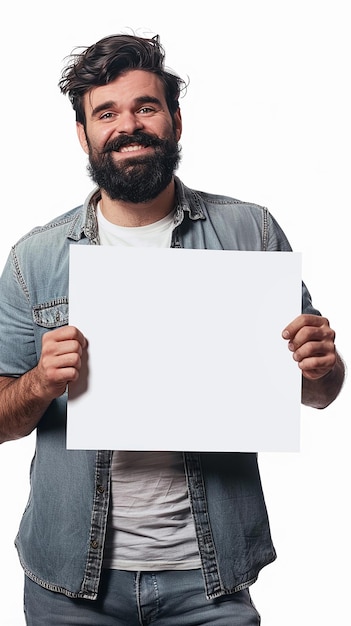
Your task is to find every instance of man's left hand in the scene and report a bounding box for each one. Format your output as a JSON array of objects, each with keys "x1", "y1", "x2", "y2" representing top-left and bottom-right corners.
[{"x1": 282, "y1": 314, "x2": 336, "y2": 381}]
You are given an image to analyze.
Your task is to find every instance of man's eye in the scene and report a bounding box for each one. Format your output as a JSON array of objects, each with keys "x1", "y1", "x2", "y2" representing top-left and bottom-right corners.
[
  {"x1": 100, "y1": 112, "x2": 115, "y2": 120},
  {"x1": 138, "y1": 106, "x2": 155, "y2": 114}
]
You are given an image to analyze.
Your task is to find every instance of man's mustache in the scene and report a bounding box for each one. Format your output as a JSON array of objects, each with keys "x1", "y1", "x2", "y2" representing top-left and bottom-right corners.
[{"x1": 103, "y1": 132, "x2": 165, "y2": 153}]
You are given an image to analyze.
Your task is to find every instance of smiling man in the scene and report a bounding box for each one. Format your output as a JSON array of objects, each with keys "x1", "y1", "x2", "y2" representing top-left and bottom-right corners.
[
  {"x1": 78, "y1": 70, "x2": 182, "y2": 212},
  {"x1": 0, "y1": 33, "x2": 345, "y2": 625}
]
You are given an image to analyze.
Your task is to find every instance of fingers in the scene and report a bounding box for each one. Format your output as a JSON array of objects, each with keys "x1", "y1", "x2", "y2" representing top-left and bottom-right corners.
[
  {"x1": 38, "y1": 326, "x2": 87, "y2": 397},
  {"x1": 282, "y1": 314, "x2": 337, "y2": 380},
  {"x1": 43, "y1": 325, "x2": 87, "y2": 350},
  {"x1": 292, "y1": 346, "x2": 336, "y2": 379},
  {"x1": 282, "y1": 314, "x2": 334, "y2": 344}
]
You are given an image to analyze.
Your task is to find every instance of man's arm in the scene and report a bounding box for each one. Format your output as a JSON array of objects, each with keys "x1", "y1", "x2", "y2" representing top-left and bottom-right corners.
[
  {"x1": 282, "y1": 314, "x2": 345, "y2": 409},
  {"x1": 0, "y1": 326, "x2": 87, "y2": 444}
]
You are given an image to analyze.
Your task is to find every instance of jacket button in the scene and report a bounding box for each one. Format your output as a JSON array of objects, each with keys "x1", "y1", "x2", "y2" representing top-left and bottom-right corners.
[
  {"x1": 90, "y1": 540, "x2": 98, "y2": 549},
  {"x1": 97, "y1": 484, "x2": 105, "y2": 494}
]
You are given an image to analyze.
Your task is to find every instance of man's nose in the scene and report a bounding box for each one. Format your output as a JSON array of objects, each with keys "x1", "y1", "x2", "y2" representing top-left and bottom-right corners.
[{"x1": 116, "y1": 111, "x2": 144, "y2": 134}]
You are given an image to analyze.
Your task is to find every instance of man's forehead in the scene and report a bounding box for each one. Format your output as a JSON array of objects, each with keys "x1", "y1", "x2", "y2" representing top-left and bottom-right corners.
[{"x1": 85, "y1": 70, "x2": 166, "y2": 107}]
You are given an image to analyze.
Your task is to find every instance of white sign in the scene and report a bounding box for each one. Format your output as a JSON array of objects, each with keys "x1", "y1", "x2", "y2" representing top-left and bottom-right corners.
[{"x1": 67, "y1": 247, "x2": 301, "y2": 452}]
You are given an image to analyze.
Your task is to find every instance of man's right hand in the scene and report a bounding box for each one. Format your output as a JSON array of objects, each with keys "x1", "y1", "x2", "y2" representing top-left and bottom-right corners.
[
  {"x1": 0, "y1": 326, "x2": 87, "y2": 443},
  {"x1": 35, "y1": 326, "x2": 87, "y2": 401}
]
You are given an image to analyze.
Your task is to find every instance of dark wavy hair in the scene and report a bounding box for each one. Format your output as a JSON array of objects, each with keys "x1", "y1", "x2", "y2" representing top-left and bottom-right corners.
[{"x1": 58, "y1": 33, "x2": 187, "y2": 126}]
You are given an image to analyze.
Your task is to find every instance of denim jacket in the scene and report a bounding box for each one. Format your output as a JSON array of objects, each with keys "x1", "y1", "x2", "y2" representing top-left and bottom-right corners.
[{"x1": 0, "y1": 177, "x2": 319, "y2": 600}]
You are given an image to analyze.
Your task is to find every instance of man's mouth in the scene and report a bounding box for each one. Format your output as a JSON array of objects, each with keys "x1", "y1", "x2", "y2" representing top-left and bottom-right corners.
[
  {"x1": 119, "y1": 144, "x2": 148, "y2": 153},
  {"x1": 104, "y1": 132, "x2": 163, "y2": 155}
]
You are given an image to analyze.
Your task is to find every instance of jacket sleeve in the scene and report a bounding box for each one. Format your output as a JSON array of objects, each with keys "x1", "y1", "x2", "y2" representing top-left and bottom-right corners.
[{"x1": 0, "y1": 248, "x2": 38, "y2": 376}]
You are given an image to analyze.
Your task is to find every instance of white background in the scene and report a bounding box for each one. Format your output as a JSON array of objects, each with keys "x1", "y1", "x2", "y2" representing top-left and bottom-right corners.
[{"x1": 0, "y1": 1, "x2": 349, "y2": 624}]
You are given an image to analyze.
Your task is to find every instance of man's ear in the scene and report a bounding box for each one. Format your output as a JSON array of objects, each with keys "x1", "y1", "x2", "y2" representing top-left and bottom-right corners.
[
  {"x1": 174, "y1": 108, "x2": 182, "y2": 142},
  {"x1": 76, "y1": 122, "x2": 89, "y2": 154}
]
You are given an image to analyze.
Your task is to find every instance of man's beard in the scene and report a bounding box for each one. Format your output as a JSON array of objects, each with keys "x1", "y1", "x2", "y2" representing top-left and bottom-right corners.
[{"x1": 87, "y1": 131, "x2": 181, "y2": 203}]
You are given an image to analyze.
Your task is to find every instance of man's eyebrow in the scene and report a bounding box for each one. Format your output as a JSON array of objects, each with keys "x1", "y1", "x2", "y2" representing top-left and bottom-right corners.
[
  {"x1": 134, "y1": 96, "x2": 163, "y2": 107},
  {"x1": 90, "y1": 96, "x2": 163, "y2": 118},
  {"x1": 91, "y1": 100, "x2": 116, "y2": 117}
]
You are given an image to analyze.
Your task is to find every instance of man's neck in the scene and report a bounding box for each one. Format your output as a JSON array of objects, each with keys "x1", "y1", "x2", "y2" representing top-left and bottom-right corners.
[{"x1": 99, "y1": 180, "x2": 176, "y2": 227}]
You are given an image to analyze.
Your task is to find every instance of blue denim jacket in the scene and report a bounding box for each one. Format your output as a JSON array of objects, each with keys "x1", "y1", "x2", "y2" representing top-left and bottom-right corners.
[{"x1": 0, "y1": 177, "x2": 319, "y2": 600}]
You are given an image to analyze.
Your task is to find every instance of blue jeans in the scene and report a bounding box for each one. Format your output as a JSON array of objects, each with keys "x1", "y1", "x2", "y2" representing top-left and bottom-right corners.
[{"x1": 24, "y1": 569, "x2": 261, "y2": 625}]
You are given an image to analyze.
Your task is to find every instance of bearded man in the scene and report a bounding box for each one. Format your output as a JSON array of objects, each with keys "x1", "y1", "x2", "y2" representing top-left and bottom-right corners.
[{"x1": 0, "y1": 33, "x2": 344, "y2": 626}]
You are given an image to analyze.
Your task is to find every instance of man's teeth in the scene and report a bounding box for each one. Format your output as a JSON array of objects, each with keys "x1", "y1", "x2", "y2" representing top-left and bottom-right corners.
[{"x1": 120, "y1": 145, "x2": 144, "y2": 153}]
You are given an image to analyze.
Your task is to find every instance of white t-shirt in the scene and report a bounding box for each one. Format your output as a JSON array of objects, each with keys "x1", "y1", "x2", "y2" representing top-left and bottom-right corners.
[{"x1": 96, "y1": 204, "x2": 175, "y2": 248}]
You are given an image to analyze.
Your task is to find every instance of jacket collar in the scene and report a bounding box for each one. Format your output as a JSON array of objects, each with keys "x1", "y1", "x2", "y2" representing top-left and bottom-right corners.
[{"x1": 67, "y1": 177, "x2": 205, "y2": 243}]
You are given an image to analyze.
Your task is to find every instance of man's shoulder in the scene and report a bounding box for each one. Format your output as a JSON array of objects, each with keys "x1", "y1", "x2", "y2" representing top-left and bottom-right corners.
[
  {"x1": 193, "y1": 188, "x2": 267, "y2": 216},
  {"x1": 14, "y1": 204, "x2": 85, "y2": 250},
  {"x1": 176, "y1": 178, "x2": 290, "y2": 251},
  {"x1": 178, "y1": 178, "x2": 267, "y2": 218}
]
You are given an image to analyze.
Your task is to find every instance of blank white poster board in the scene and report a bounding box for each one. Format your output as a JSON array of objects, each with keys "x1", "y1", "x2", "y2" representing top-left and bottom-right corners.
[{"x1": 67, "y1": 247, "x2": 301, "y2": 452}]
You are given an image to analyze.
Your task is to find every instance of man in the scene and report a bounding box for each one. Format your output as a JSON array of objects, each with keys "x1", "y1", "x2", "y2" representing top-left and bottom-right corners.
[{"x1": 0, "y1": 34, "x2": 345, "y2": 625}]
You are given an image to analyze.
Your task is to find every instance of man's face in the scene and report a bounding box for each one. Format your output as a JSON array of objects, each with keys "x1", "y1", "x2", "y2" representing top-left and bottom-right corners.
[{"x1": 77, "y1": 70, "x2": 182, "y2": 203}]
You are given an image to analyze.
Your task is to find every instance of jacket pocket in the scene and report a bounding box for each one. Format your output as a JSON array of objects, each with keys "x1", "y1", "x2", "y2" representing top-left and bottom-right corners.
[{"x1": 32, "y1": 297, "x2": 69, "y2": 328}]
